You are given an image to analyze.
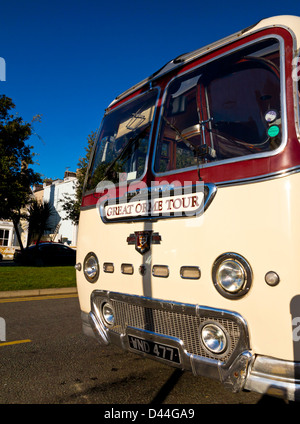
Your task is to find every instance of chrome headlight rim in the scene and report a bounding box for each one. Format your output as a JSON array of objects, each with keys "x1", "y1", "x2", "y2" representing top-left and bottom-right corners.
[
  {"x1": 83, "y1": 252, "x2": 100, "y2": 283},
  {"x1": 199, "y1": 320, "x2": 230, "y2": 357},
  {"x1": 100, "y1": 300, "x2": 115, "y2": 328},
  {"x1": 212, "y1": 252, "x2": 252, "y2": 299}
]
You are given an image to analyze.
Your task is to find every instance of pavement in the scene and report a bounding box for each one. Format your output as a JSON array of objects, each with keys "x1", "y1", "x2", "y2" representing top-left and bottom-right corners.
[{"x1": 0, "y1": 286, "x2": 78, "y2": 299}]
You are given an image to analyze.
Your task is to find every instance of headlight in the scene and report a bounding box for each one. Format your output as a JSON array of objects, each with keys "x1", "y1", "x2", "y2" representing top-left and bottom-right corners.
[
  {"x1": 217, "y1": 259, "x2": 245, "y2": 293},
  {"x1": 83, "y1": 252, "x2": 99, "y2": 283},
  {"x1": 101, "y1": 302, "x2": 115, "y2": 327},
  {"x1": 201, "y1": 322, "x2": 228, "y2": 354},
  {"x1": 212, "y1": 253, "x2": 252, "y2": 299}
]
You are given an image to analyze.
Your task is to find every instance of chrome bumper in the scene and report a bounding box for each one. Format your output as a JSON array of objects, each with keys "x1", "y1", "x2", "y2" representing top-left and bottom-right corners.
[
  {"x1": 244, "y1": 355, "x2": 300, "y2": 401},
  {"x1": 81, "y1": 290, "x2": 300, "y2": 401}
]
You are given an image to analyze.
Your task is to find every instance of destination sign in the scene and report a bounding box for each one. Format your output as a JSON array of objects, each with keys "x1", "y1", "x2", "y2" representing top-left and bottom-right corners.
[
  {"x1": 103, "y1": 191, "x2": 204, "y2": 221},
  {"x1": 98, "y1": 183, "x2": 217, "y2": 223}
]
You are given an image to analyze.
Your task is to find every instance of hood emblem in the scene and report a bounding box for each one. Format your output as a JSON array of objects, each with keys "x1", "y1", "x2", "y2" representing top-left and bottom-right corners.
[{"x1": 127, "y1": 231, "x2": 161, "y2": 255}]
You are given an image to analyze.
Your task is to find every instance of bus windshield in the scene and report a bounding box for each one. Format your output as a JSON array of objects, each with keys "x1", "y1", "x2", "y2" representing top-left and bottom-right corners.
[
  {"x1": 154, "y1": 38, "x2": 282, "y2": 173},
  {"x1": 86, "y1": 90, "x2": 158, "y2": 192}
]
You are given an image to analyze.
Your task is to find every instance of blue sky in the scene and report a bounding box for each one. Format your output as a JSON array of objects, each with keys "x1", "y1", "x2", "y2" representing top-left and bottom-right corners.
[{"x1": 1, "y1": 0, "x2": 299, "y2": 180}]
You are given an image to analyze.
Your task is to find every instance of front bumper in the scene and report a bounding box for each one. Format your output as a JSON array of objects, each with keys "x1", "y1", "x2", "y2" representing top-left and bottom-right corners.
[{"x1": 81, "y1": 290, "x2": 300, "y2": 401}]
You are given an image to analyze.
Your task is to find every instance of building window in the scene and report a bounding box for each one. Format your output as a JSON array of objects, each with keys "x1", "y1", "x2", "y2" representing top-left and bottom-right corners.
[{"x1": 0, "y1": 229, "x2": 9, "y2": 246}]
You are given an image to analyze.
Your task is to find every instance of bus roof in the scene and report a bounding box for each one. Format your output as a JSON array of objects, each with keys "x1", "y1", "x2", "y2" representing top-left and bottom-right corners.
[{"x1": 108, "y1": 15, "x2": 300, "y2": 109}]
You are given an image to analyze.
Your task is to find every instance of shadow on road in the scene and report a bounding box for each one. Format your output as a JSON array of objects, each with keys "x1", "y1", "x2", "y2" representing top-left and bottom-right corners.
[{"x1": 150, "y1": 369, "x2": 184, "y2": 404}]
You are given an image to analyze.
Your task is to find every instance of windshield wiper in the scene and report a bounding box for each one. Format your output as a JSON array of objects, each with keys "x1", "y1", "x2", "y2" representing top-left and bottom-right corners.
[
  {"x1": 163, "y1": 117, "x2": 216, "y2": 158},
  {"x1": 100, "y1": 122, "x2": 151, "y2": 183},
  {"x1": 163, "y1": 117, "x2": 216, "y2": 181}
]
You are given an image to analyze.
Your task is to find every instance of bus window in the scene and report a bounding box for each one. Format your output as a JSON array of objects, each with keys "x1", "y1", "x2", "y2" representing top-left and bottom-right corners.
[
  {"x1": 86, "y1": 90, "x2": 158, "y2": 192},
  {"x1": 154, "y1": 38, "x2": 281, "y2": 173}
]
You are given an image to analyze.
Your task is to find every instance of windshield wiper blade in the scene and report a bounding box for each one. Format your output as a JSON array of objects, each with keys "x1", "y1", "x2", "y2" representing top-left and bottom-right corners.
[
  {"x1": 163, "y1": 117, "x2": 198, "y2": 154},
  {"x1": 100, "y1": 122, "x2": 151, "y2": 182},
  {"x1": 163, "y1": 117, "x2": 216, "y2": 160},
  {"x1": 163, "y1": 117, "x2": 217, "y2": 182}
]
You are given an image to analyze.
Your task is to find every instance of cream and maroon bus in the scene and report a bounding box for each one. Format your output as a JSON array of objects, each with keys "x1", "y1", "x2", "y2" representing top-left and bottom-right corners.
[{"x1": 76, "y1": 16, "x2": 300, "y2": 401}]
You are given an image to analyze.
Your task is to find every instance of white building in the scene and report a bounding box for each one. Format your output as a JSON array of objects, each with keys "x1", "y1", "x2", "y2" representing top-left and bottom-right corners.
[
  {"x1": 0, "y1": 171, "x2": 78, "y2": 259},
  {"x1": 42, "y1": 171, "x2": 78, "y2": 247},
  {"x1": 0, "y1": 220, "x2": 18, "y2": 259}
]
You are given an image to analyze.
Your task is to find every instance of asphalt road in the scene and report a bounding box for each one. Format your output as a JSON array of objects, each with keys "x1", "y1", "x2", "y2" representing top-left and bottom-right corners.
[{"x1": 0, "y1": 293, "x2": 283, "y2": 406}]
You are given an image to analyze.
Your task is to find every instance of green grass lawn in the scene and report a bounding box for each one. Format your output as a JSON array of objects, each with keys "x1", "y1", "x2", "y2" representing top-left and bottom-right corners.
[{"x1": 0, "y1": 266, "x2": 76, "y2": 291}]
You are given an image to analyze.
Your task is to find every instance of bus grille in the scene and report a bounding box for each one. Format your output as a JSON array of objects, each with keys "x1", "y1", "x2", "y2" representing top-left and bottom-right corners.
[{"x1": 92, "y1": 292, "x2": 244, "y2": 363}]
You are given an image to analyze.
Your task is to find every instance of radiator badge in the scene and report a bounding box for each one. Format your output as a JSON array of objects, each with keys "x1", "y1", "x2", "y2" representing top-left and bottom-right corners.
[{"x1": 127, "y1": 231, "x2": 161, "y2": 255}]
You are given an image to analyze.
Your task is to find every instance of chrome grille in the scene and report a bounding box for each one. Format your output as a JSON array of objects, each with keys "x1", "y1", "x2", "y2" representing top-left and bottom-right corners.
[{"x1": 92, "y1": 292, "x2": 243, "y2": 363}]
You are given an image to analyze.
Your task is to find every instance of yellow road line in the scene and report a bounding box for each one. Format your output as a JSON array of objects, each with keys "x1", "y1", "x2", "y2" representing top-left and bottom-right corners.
[
  {"x1": 0, "y1": 294, "x2": 78, "y2": 303},
  {"x1": 0, "y1": 339, "x2": 31, "y2": 347}
]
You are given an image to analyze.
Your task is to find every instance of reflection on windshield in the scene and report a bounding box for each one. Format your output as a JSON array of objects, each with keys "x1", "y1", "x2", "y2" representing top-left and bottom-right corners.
[{"x1": 86, "y1": 90, "x2": 157, "y2": 191}]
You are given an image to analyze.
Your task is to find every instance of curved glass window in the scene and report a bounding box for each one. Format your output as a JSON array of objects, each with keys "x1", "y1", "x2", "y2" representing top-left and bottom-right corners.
[
  {"x1": 86, "y1": 90, "x2": 158, "y2": 192},
  {"x1": 154, "y1": 38, "x2": 282, "y2": 173}
]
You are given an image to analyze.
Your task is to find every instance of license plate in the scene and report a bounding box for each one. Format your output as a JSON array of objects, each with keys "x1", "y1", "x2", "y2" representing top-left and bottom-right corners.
[{"x1": 128, "y1": 335, "x2": 180, "y2": 364}]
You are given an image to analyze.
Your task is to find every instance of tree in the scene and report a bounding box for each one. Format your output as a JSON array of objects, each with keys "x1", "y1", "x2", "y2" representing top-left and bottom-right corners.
[
  {"x1": 26, "y1": 200, "x2": 55, "y2": 247},
  {"x1": 0, "y1": 95, "x2": 41, "y2": 250},
  {"x1": 61, "y1": 131, "x2": 96, "y2": 225}
]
